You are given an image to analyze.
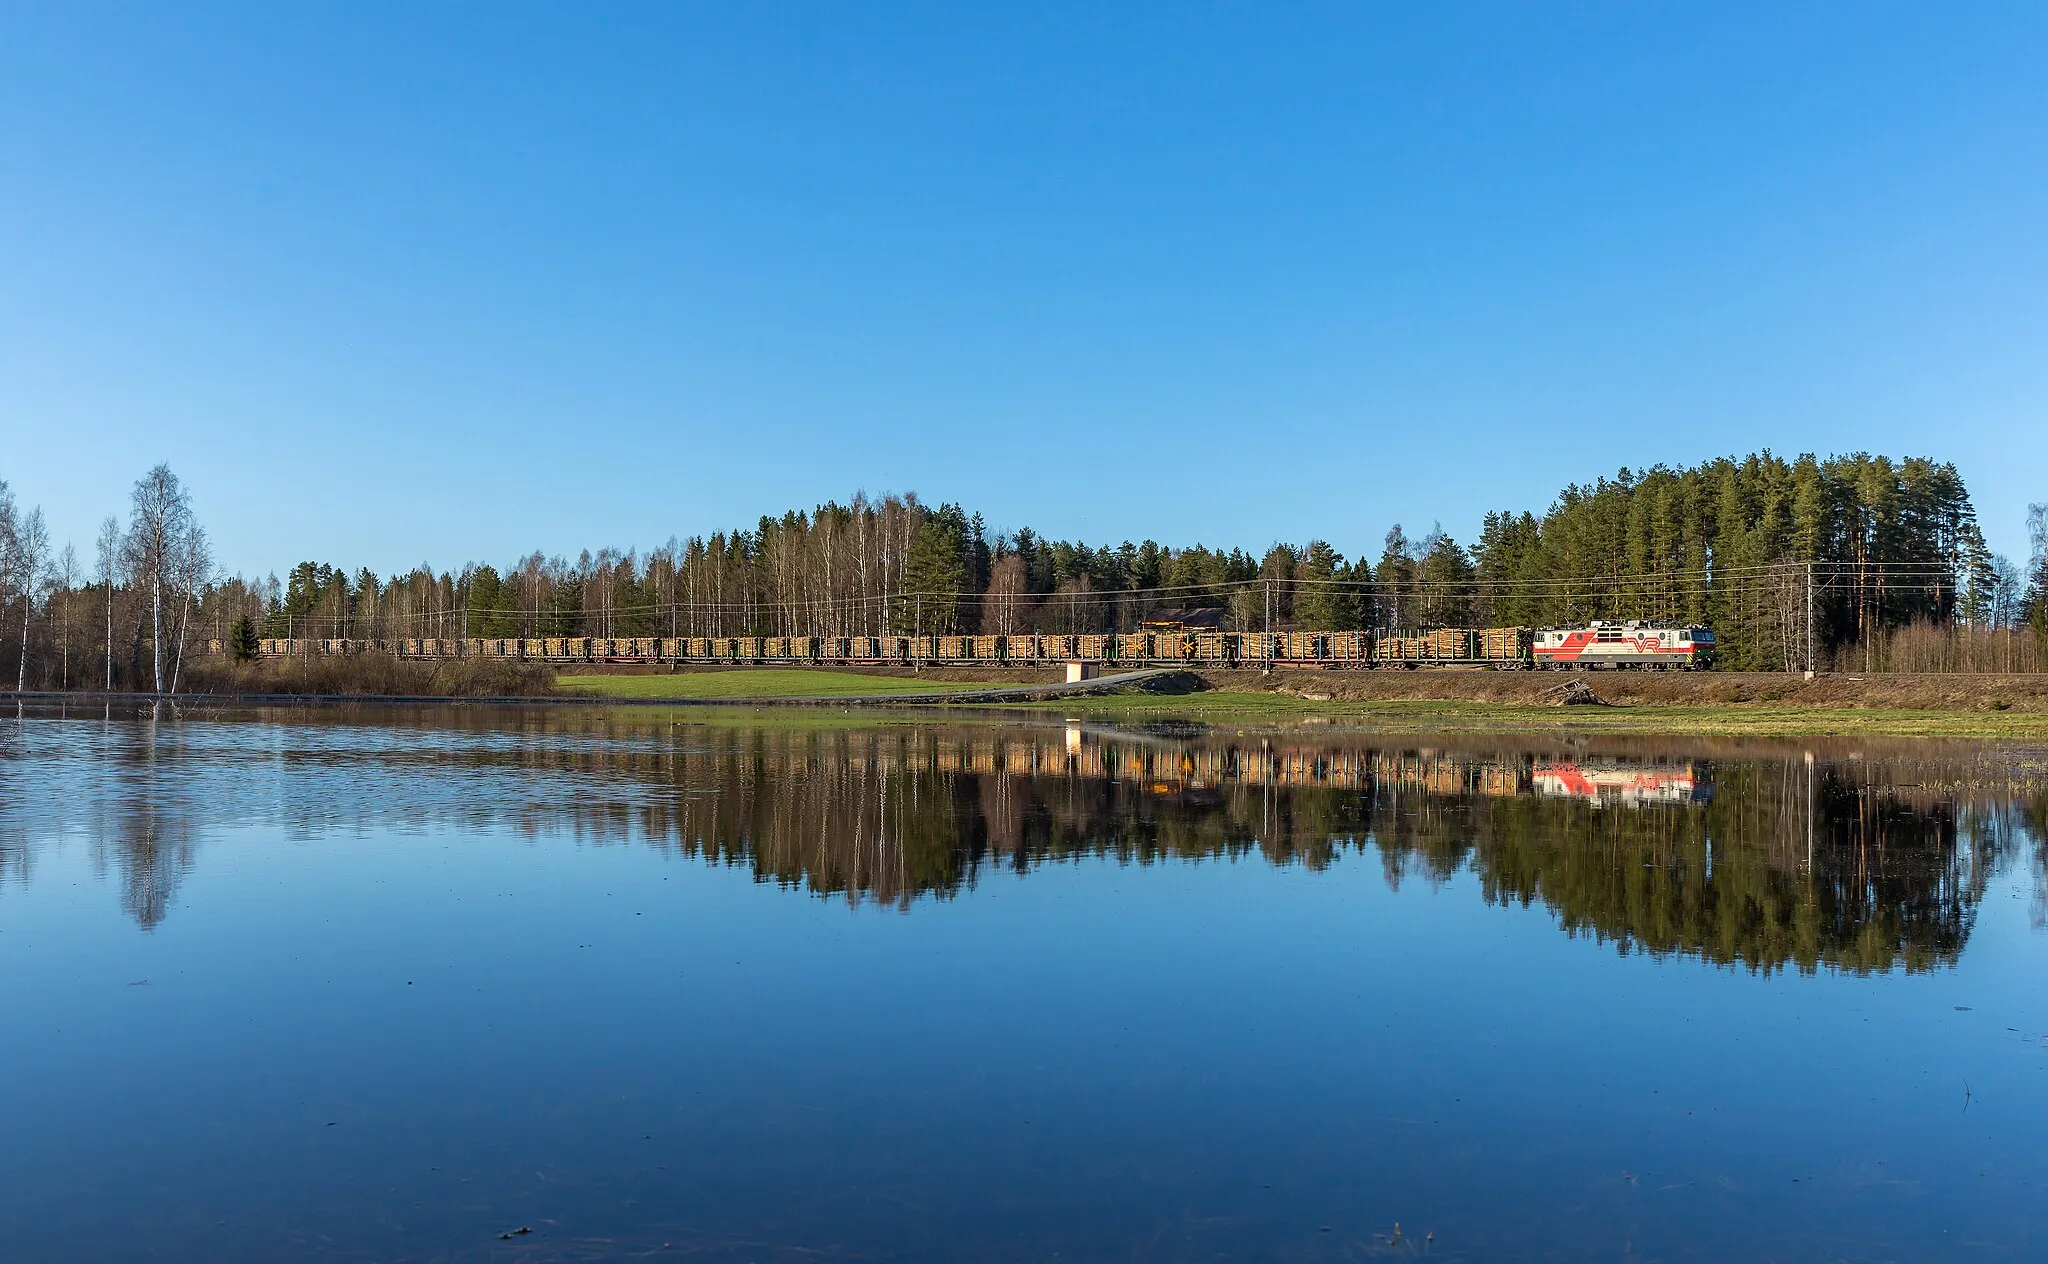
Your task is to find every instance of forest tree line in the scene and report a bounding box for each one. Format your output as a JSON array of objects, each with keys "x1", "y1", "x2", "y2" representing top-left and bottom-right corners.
[{"x1": 3, "y1": 451, "x2": 2047, "y2": 689}]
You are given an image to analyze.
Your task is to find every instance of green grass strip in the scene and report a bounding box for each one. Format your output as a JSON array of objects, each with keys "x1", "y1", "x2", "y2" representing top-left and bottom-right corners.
[
  {"x1": 999, "y1": 692, "x2": 2048, "y2": 737},
  {"x1": 556, "y1": 670, "x2": 986, "y2": 699}
]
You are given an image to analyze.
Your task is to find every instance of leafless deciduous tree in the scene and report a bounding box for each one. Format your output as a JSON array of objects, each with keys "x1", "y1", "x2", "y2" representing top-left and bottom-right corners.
[
  {"x1": 0, "y1": 481, "x2": 17, "y2": 681},
  {"x1": 56, "y1": 544, "x2": 79, "y2": 688},
  {"x1": 984, "y1": 554, "x2": 1029, "y2": 634},
  {"x1": 168, "y1": 526, "x2": 212, "y2": 694},
  {"x1": 0, "y1": 480, "x2": 15, "y2": 606},
  {"x1": 12, "y1": 506, "x2": 48, "y2": 690},
  {"x1": 126, "y1": 464, "x2": 196, "y2": 693},
  {"x1": 96, "y1": 516, "x2": 122, "y2": 691}
]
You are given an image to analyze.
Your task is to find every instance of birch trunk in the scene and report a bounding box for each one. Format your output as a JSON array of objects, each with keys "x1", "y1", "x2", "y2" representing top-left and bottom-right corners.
[
  {"x1": 152, "y1": 571, "x2": 164, "y2": 693},
  {"x1": 169, "y1": 585, "x2": 194, "y2": 694}
]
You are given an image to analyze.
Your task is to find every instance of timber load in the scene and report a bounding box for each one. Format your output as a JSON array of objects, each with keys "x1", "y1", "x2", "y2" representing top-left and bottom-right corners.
[{"x1": 249, "y1": 621, "x2": 1711, "y2": 670}]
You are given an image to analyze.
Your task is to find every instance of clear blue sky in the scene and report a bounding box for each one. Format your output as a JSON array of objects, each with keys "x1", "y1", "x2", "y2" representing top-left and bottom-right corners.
[{"x1": 2, "y1": 3, "x2": 2043, "y2": 577}]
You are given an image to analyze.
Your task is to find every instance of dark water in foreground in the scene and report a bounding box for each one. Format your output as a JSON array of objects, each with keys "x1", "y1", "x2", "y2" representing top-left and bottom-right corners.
[{"x1": 3, "y1": 707, "x2": 2047, "y2": 1263}]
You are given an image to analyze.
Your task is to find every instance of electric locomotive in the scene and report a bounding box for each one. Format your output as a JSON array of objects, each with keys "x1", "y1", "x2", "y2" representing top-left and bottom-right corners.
[{"x1": 1532, "y1": 620, "x2": 1714, "y2": 669}]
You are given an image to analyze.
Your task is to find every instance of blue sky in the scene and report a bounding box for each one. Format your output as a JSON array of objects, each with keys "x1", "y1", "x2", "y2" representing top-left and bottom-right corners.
[{"x1": 2, "y1": 3, "x2": 2043, "y2": 577}]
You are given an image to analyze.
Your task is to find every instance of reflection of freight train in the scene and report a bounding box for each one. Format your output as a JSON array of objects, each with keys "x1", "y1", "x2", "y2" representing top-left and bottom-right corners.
[
  {"x1": 249, "y1": 621, "x2": 1714, "y2": 670},
  {"x1": 249, "y1": 620, "x2": 1713, "y2": 669},
  {"x1": 1532, "y1": 760, "x2": 1712, "y2": 806}
]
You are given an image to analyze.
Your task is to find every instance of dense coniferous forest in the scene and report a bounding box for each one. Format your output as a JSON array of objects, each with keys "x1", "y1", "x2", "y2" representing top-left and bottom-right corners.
[{"x1": 3, "y1": 452, "x2": 2046, "y2": 689}]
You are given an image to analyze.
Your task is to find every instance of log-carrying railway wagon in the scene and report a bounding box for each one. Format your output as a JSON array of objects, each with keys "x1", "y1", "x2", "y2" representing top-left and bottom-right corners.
[{"x1": 249, "y1": 621, "x2": 1712, "y2": 670}]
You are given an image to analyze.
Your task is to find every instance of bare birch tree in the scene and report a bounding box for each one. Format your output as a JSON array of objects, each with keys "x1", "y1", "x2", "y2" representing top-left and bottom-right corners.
[
  {"x1": 57, "y1": 543, "x2": 79, "y2": 688},
  {"x1": 127, "y1": 464, "x2": 195, "y2": 694},
  {"x1": 0, "y1": 481, "x2": 15, "y2": 634},
  {"x1": 986, "y1": 554, "x2": 1029, "y2": 634},
  {"x1": 12, "y1": 507, "x2": 49, "y2": 690},
  {"x1": 96, "y1": 516, "x2": 121, "y2": 690},
  {"x1": 0, "y1": 483, "x2": 18, "y2": 684},
  {"x1": 167, "y1": 525, "x2": 212, "y2": 694}
]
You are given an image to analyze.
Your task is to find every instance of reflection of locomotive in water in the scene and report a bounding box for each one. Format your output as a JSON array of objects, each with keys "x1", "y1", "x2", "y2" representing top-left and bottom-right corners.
[
  {"x1": 1022, "y1": 735, "x2": 1712, "y2": 810},
  {"x1": 1532, "y1": 759, "x2": 1713, "y2": 807},
  {"x1": 250, "y1": 619, "x2": 1715, "y2": 669}
]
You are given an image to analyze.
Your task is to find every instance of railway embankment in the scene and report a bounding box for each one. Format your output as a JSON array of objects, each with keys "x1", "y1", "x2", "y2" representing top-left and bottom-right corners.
[
  {"x1": 15, "y1": 664, "x2": 2048, "y2": 736},
  {"x1": 540, "y1": 665, "x2": 2048, "y2": 735},
  {"x1": 1192, "y1": 668, "x2": 2048, "y2": 712},
  {"x1": 996, "y1": 668, "x2": 2048, "y2": 737}
]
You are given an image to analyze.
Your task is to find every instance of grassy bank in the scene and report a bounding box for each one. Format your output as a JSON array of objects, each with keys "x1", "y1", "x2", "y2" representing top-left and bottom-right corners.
[
  {"x1": 535, "y1": 664, "x2": 2048, "y2": 736},
  {"x1": 1004, "y1": 691, "x2": 2048, "y2": 737},
  {"x1": 1196, "y1": 667, "x2": 2048, "y2": 712},
  {"x1": 994, "y1": 669, "x2": 2048, "y2": 737},
  {"x1": 37, "y1": 660, "x2": 2048, "y2": 735},
  {"x1": 556, "y1": 669, "x2": 991, "y2": 699},
  {"x1": 559, "y1": 665, "x2": 2048, "y2": 736}
]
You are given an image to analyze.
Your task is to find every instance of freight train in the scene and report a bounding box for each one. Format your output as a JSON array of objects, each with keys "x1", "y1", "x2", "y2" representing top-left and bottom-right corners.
[{"x1": 246, "y1": 619, "x2": 1714, "y2": 669}]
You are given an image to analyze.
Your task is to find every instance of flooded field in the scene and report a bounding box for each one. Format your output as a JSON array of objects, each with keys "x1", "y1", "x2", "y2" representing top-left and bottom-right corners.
[{"x1": 3, "y1": 705, "x2": 2047, "y2": 1261}]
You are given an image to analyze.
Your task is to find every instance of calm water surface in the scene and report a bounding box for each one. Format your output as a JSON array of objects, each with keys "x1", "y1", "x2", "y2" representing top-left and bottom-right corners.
[{"x1": 3, "y1": 705, "x2": 2047, "y2": 1262}]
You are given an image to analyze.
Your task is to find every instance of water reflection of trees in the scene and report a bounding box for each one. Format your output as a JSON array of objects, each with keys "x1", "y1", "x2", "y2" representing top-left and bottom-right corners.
[
  {"x1": 92, "y1": 797, "x2": 197, "y2": 931},
  {"x1": 412, "y1": 715, "x2": 2040, "y2": 976},
  {"x1": 7, "y1": 706, "x2": 2046, "y2": 970},
  {"x1": 12, "y1": 708, "x2": 204, "y2": 930},
  {"x1": 1421, "y1": 767, "x2": 1978, "y2": 974},
  {"x1": 610, "y1": 728, "x2": 2023, "y2": 974}
]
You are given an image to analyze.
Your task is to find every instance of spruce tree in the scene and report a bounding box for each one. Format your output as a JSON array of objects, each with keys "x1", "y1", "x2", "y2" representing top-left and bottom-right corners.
[
  {"x1": 230, "y1": 615, "x2": 260, "y2": 662},
  {"x1": 902, "y1": 516, "x2": 968, "y2": 633}
]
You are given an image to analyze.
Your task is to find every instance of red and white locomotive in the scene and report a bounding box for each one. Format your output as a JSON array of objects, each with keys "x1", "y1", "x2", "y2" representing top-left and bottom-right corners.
[
  {"x1": 1533, "y1": 620, "x2": 1714, "y2": 669},
  {"x1": 1532, "y1": 759, "x2": 1711, "y2": 804}
]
